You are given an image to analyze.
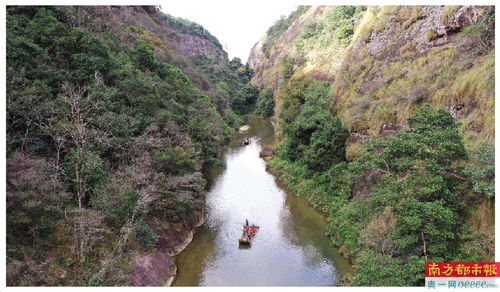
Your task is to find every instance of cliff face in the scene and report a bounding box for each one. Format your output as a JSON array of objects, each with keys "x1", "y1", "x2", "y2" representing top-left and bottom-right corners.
[
  {"x1": 249, "y1": 5, "x2": 494, "y2": 157},
  {"x1": 248, "y1": 6, "x2": 336, "y2": 90},
  {"x1": 59, "y1": 6, "x2": 231, "y2": 111},
  {"x1": 249, "y1": 6, "x2": 362, "y2": 91},
  {"x1": 100, "y1": 6, "x2": 227, "y2": 58}
]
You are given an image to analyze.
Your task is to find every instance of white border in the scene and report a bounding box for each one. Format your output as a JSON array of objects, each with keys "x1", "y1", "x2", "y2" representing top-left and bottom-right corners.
[{"x1": 1, "y1": 1, "x2": 498, "y2": 291}]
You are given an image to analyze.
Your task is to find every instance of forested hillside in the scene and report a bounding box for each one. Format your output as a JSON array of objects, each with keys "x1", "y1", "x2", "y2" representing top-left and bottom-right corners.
[
  {"x1": 6, "y1": 6, "x2": 255, "y2": 285},
  {"x1": 250, "y1": 5, "x2": 495, "y2": 286}
]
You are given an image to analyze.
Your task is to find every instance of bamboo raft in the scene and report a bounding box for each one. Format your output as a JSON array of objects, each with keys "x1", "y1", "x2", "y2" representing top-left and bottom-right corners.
[{"x1": 239, "y1": 225, "x2": 259, "y2": 245}]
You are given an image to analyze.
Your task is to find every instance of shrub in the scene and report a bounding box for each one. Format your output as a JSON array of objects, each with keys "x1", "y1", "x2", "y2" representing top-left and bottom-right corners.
[
  {"x1": 92, "y1": 190, "x2": 140, "y2": 230},
  {"x1": 425, "y1": 29, "x2": 438, "y2": 42},
  {"x1": 256, "y1": 89, "x2": 274, "y2": 118},
  {"x1": 152, "y1": 146, "x2": 197, "y2": 176},
  {"x1": 463, "y1": 142, "x2": 495, "y2": 198},
  {"x1": 335, "y1": 20, "x2": 355, "y2": 46},
  {"x1": 302, "y1": 114, "x2": 349, "y2": 171},
  {"x1": 134, "y1": 220, "x2": 158, "y2": 248},
  {"x1": 7, "y1": 153, "x2": 70, "y2": 246},
  {"x1": 132, "y1": 40, "x2": 159, "y2": 71}
]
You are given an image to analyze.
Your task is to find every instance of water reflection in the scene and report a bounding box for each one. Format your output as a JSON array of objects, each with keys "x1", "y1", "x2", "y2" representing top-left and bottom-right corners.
[{"x1": 173, "y1": 116, "x2": 350, "y2": 286}]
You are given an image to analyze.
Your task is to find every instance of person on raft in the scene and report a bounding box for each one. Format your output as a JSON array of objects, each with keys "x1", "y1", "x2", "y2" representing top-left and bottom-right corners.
[{"x1": 244, "y1": 219, "x2": 255, "y2": 239}]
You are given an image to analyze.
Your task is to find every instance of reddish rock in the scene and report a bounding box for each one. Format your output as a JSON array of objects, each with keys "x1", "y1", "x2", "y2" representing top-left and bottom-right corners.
[
  {"x1": 348, "y1": 128, "x2": 370, "y2": 143},
  {"x1": 129, "y1": 252, "x2": 176, "y2": 286},
  {"x1": 379, "y1": 123, "x2": 402, "y2": 137},
  {"x1": 156, "y1": 226, "x2": 193, "y2": 256}
]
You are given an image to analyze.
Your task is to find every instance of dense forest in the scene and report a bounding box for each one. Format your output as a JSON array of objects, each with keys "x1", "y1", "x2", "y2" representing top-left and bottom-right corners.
[
  {"x1": 6, "y1": 6, "x2": 259, "y2": 285},
  {"x1": 250, "y1": 5, "x2": 495, "y2": 286}
]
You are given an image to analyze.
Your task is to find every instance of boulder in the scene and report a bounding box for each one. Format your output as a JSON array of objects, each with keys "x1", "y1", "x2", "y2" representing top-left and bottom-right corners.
[
  {"x1": 238, "y1": 125, "x2": 250, "y2": 133},
  {"x1": 129, "y1": 252, "x2": 177, "y2": 286}
]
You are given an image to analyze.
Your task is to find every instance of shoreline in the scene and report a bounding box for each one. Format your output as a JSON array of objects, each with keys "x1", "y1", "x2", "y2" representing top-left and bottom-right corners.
[{"x1": 165, "y1": 212, "x2": 204, "y2": 286}]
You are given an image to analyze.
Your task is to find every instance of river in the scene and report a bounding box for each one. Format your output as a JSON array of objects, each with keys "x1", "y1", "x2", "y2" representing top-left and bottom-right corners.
[{"x1": 173, "y1": 115, "x2": 351, "y2": 286}]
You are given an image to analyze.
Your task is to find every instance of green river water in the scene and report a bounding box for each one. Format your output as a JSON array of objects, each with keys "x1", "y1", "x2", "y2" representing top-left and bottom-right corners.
[{"x1": 173, "y1": 115, "x2": 352, "y2": 286}]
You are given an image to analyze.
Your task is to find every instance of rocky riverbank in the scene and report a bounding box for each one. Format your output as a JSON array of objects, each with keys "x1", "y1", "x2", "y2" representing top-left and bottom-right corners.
[{"x1": 129, "y1": 214, "x2": 204, "y2": 286}]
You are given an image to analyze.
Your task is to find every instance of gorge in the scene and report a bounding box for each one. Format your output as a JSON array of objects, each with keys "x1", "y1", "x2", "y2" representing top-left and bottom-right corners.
[{"x1": 6, "y1": 5, "x2": 495, "y2": 287}]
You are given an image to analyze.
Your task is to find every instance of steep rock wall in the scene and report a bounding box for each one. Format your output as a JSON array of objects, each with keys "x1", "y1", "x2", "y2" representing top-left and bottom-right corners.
[{"x1": 249, "y1": 5, "x2": 494, "y2": 157}]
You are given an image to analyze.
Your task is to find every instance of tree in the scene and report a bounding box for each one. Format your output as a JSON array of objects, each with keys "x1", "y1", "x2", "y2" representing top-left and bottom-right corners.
[
  {"x1": 256, "y1": 89, "x2": 274, "y2": 118},
  {"x1": 152, "y1": 146, "x2": 197, "y2": 176},
  {"x1": 55, "y1": 83, "x2": 108, "y2": 208},
  {"x1": 232, "y1": 84, "x2": 260, "y2": 114},
  {"x1": 463, "y1": 142, "x2": 495, "y2": 198},
  {"x1": 282, "y1": 106, "x2": 348, "y2": 166},
  {"x1": 327, "y1": 105, "x2": 468, "y2": 285},
  {"x1": 303, "y1": 114, "x2": 348, "y2": 171},
  {"x1": 370, "y1": 105, "x2": 466, "y2": 258},
  {"x1": 64, "y1": 148, "x2": 108, "y2": 208},
  {"x1": 132, "y1": 40, "x2": 159, "y2": 72}
]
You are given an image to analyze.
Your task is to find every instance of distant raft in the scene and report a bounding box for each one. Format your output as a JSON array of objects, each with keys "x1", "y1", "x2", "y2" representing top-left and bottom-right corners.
[{"x1": 239, "y1": 225, "x2": 259, "y2": 245}]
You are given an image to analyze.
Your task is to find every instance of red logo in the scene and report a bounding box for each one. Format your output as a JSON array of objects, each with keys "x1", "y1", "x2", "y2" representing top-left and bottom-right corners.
[{"x1": 426, "y1": 262, "x2": 500, "y2": 277}]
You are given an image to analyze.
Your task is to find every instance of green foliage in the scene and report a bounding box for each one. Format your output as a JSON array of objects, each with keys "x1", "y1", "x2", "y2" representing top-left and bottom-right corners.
[
  {"x1": 463, "y1": 142, "x2": 495, "y2": 197},
  {"x1": 92, "y1": 190, "x2": 140, "y2": 230},
  {"x1": 232, "y1": 84, "x2": 260, "y2": 115},
  {"x1": 278, "y1": 79, "x2": 310, "y2": 126},
  {"x1": 6, "y1": 6, "x2": 246, "y2": 285},
  {"x1": 7, "y1": 8, "x2": 111, "y2": 86},
  {"x1": 281, "y1": 57, "x2": 294, "y2": 79},
  {"x1": 65, "y1": 257, "x2": 75, "y2": 267},
  {"x1": 152, "y1": 146, "x2": 197, "y2": 176},
  {"x1": 351, "y1": 250, "x2": 425, "y2": 286},
  {"x1": 325, "y1": 6, "x2": 365, "y2": 46},
  {"x1": 134, "y1": 220, "x2": 158, "y2": 249},
  {"x1": 64, "y1": 148, "x2": 109, "y2": 203},
  {"x1": 405, "y1": 105, "x2": 467, "y2": 164},
  {"x1": 333, "y1": 106, "x2": 469, "y2": 284},
  {"x1": 127, "y1": 25, "x2": 145, "y2": 34},
  {"x1": 303, "y1": 115, "x2": 348, "y2": 171},
  {"x1": 273, "y1": 101, "x2": 478, "y2": 285},
  {"x1": 272, "y1": 80, "x2": 350, "y2": 211},
  {"x1": 192, "y1": 54, "x2": 254, "y2": 120},
  {"x1": 256, "y1": 89, "x2": 274, "y2": 118},
  {"x1": 295, "y1": 5, "x2": 367, "y2": 50},
  {"x1": 282, "y1": 107, "x2": 348, "y2": 170},
  {"x1": 132, "y1": 40, "x2": 159, "y2": 71}
]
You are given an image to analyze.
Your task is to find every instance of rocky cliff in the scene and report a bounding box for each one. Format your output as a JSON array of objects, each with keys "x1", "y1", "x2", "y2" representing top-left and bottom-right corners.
[
  {"x1": 249, "y1": 5, "x2": 494, "y2": 157},
  {"x1": 58, "y1": 6, "x2": 234, "y2": 113}
]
